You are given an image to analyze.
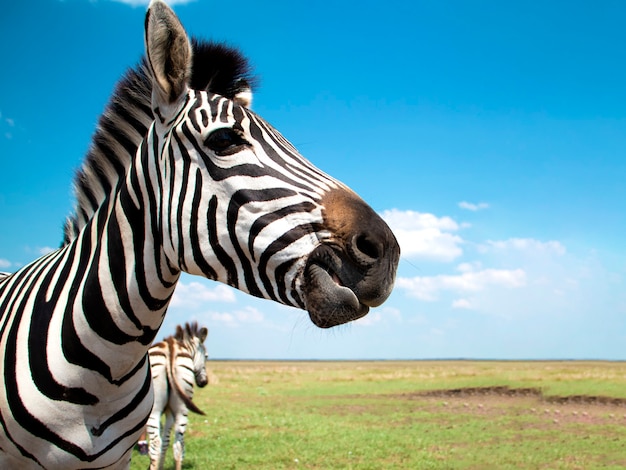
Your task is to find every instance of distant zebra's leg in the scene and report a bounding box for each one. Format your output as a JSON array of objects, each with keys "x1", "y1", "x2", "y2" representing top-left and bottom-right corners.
[
  {"x1": 147, "y1": 416, "x2": 162, "y2": 470},
  {"x1": 172, "y1": 411, "x2": 189, "y2": 470},
  {"x1": 147, "y1": 408, "x2": 168, "y2": 470},
  {"x1": 160, "y1": 410, "x2": 175, "y2": 470},
  {"x1": 172, "y1": 432, "x2": 184, "y2": 470}
]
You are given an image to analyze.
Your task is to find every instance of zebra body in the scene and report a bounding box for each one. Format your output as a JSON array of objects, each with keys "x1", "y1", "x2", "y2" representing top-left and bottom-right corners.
[
  {"x1": 0, "y1": 1, "x2": 399, "y2": 468},
  {"x1": 147, "y1": 323, "x2": 208, "y2": 470}
]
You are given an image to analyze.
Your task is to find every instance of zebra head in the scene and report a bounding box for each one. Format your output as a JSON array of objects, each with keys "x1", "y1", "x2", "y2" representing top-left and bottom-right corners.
[
  {"x1": 145, "y1": 0, "x2": 400, "y2": 328},
  {"x1": 176, "y1": 323, "x2": 209, "y2": 388}
]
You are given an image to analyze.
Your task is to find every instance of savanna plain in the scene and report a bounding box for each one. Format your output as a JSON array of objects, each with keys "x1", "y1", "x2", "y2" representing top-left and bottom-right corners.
[{"x1": 131, "y1": 360, "x2": 626, "y2": 469}]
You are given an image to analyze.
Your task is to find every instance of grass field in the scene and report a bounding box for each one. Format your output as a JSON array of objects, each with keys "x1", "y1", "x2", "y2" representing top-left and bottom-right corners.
[{"x1": 131, "y1": 360, "x2": 626, "y2": 469}]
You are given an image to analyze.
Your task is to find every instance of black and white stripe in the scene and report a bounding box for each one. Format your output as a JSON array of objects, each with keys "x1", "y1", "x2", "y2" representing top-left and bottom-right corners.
[
  {"x1": 146, "y1": 323, "x2": 208, "y2": 470},
  {"x1": 0, "y1": 1, "x2": 399, "y2": 468}
]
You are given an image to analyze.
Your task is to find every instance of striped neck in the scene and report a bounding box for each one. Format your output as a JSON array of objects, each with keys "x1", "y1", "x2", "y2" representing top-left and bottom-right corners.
[{"x1": 65, "y1": 136, "x2": 181, "y2": 381}]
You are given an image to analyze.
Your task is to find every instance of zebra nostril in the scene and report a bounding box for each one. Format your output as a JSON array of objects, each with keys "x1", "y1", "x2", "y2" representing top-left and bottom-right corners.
[{"x1": 352, "y1": 233, "x2": 381, "y2": 264}]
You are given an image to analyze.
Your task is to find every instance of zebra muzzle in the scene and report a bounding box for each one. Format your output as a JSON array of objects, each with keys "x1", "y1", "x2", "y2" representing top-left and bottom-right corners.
[{"x1": 301, "y1": 189, "x2": 400, "y2": 328}]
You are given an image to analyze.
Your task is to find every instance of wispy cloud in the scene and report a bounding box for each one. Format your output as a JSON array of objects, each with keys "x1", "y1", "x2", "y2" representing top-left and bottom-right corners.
[
  {"x1": 354, "y1": 311, "x2": 383, "y2": 326},
  {"x1": 170, "y1": 281, "x2": 236, "y2": 309},
  {"x1": 110, "y1": 0, "x2": 196, "y2": 7},
  {"x1": 482, "y1": 238, "x2": 566, "y2": 255},
  {"x1": 381, "y1": 209, "x2": 463, "y2": 262},
  {"x1": 0, "y1": 259, "x2": 11, "y2": 269},
  {"x1": 1, "y1": 110, "x2": 15, "y2": 139},
  {"x1": 458, "y1": 201, "x2": 489, "y2": 211},
  {"x1": 354, "y1": 306, "x2": 402, "y2": 327},
  {"x1": 451, "y1": 298, "x2": 472, "y2": 309},
  {"x1": 396, "y1": 267, "x2": 527, "y2": 301},
  {"x1": 207, "y1": 306, "x2": 264, "y2": 327}
]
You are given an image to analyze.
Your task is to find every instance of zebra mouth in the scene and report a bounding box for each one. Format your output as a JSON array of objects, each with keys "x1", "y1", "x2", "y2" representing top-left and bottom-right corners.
[{"x1": 302, "y1": 245, "x2": 370, "y2": 328}]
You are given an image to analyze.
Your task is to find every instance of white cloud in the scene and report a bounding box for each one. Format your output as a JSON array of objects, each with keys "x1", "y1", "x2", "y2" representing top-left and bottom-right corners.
[
  {"x1": 452, "y1": 298, "x2": 472, "y2": 309},
  {"x1": 458, "y1": 201, "x2": 489, "y2": 211},
  {"x1": 170, "y1": 281, "x2": 236, "y2": 308},
  {"x1": 355, "y1": 312, "x2": 383, "y2": 326},
  {"x1": 456, "y1": 261, "x2": 482, "y2": 273},
  {"x1": 0, "y1": 259, "x2": 10, "y2": 269},
  {"x1": 208, "y1": 306, "x2": 264, "y2": 327},
  {"x1": 233, "y1": 306, "x2": 264, "y2": 323},
  {"x1": 396, "y1": 268, "x2": 527, "y2": 301},
  {"x1": 209, "y1": 312, "x2": 235, "y2": 323},
  {"x1": 382, "y1": 209, "x2": 459, "y2": 232},
  {"x1": 381, "y1": 209, "x2": 463, "y2": 262},
  {"x1": 21, "y1": 246, "x2": 56, "y2": 257},
  {"x1": 354, "y1": 306, "x2": 402, "y2": 327},
  {"x1": 484, "y1": 238, "x2": 566, "y2": 255}
]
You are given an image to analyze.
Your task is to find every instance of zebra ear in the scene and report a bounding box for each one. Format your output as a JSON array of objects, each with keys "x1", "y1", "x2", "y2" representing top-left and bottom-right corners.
[
  {"x1": 175, "y1": 325, "x2": 184, "y2": 340},
  {"x1": 145, "y1": 0, "x2": 192, "y2": 107},
  {"x1": 199, "y1": 327, "x2": 208, "y2": 342}
]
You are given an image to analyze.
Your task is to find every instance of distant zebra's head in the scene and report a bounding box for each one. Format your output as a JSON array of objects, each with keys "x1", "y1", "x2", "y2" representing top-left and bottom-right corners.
[
  {"x1": 144, "y1": 0, "x2": 400, "y2": 328},
  {"x1": 176, "y1": 322, "x2": 209, "y2": 388}
]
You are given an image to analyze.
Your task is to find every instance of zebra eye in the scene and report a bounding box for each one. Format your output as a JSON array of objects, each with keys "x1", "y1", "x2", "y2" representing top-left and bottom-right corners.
[{"x1": 204, "y1": 127, "x2": 249, "y2": 156}]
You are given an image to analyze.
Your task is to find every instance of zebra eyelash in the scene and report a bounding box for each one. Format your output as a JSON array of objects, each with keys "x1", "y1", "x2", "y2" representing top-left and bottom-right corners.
[{"x1": 204, "y1": 127, "x2": 251, "y2": 157}]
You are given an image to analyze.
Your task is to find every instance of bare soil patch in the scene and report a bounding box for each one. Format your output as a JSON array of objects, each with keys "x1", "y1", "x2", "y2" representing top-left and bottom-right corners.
[
  {"x1": 394, "y1": 386, "x2": 626, "y2": 426},
  {"x1": 414, "y1": 385, "x2": 626, "y2": 406}
]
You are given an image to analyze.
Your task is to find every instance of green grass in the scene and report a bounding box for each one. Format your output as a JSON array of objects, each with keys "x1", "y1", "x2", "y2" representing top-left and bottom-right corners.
[{"x1": 131, "y1": 360, "x2": 626, "y2": 469}]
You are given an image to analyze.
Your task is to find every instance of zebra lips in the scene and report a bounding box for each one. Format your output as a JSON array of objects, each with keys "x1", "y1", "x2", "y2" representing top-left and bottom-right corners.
[{"x1": 303, "y1": 260, "x2": 370, "y2": 328}]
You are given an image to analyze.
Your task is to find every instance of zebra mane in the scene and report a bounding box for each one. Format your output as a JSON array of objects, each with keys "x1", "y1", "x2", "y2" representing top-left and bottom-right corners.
[{"x1": 61, "y1": 39, "x2": 257, "y2": 246}]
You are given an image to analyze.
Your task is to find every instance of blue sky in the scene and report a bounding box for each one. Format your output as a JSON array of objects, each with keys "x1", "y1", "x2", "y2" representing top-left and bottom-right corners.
[{"x1": 1, "y1": 0, "x2": 625, "y2": 360}]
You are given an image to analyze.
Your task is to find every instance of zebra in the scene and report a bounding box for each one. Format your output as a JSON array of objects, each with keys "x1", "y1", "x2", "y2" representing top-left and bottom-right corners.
[
  {"x1": 146, "y1": 322, "x2": 209, "y2": 470},
  {"x1": 0, "y1": 0, "x2": 400, "y2": 468}
]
